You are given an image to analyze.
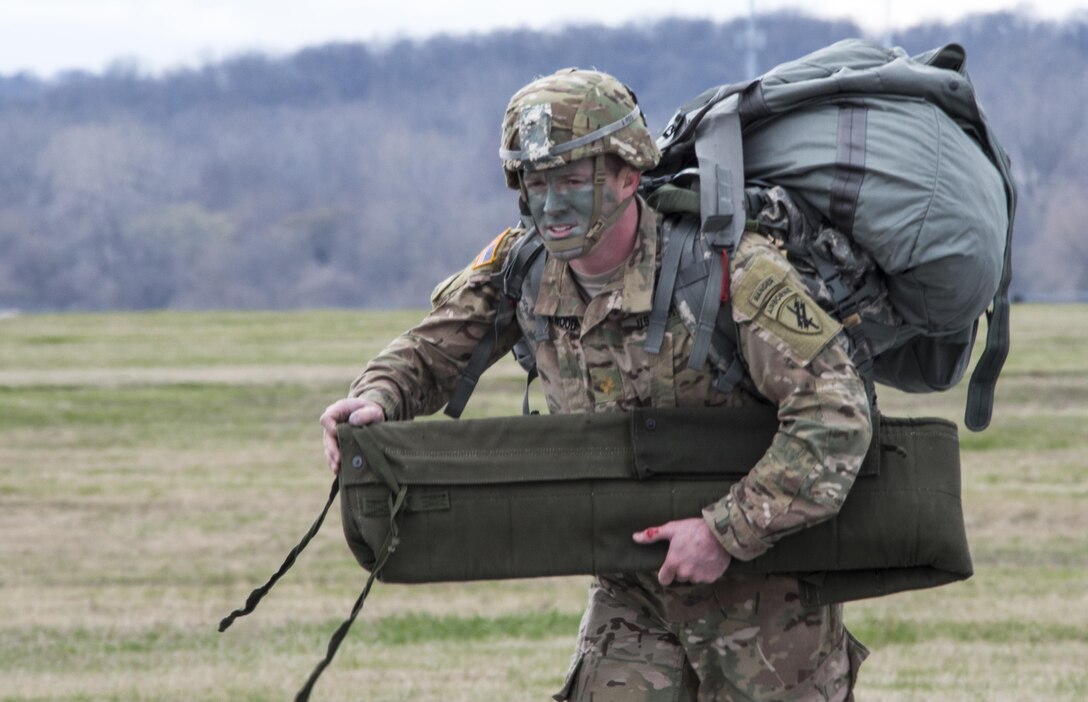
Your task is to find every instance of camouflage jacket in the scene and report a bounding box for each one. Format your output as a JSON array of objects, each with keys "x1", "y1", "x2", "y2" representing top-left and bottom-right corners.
[{"x1": 351, "y1": 199, "x2": 872, "y2": 561}]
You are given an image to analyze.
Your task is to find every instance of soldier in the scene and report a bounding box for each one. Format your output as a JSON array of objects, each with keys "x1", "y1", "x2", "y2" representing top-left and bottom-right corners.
[{"x1": 320, "y1": 69, "x2": 872, "y2": 701}]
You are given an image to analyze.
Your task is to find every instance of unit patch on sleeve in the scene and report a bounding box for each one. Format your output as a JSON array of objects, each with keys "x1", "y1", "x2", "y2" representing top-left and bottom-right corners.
[
  {"x1": 471, "y1": 227, "x2": 513, "y2": 270},
  {"x1": 733, "y1": 255, "x2": 841, "y2": 365}
]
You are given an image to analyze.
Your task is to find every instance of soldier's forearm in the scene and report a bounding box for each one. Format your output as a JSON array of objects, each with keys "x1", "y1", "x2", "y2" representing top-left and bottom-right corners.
[{"x1": 704, "y1": 366, "x2": 872, "y2": 560}]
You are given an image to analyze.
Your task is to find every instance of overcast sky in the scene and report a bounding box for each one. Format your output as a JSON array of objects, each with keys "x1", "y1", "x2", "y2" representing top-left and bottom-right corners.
[{"x1": 2, "y1": 0, "x2": 1086, "y2": 77}]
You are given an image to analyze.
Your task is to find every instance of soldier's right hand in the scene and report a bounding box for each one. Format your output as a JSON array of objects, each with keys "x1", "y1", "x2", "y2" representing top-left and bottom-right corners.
[{"x1": 319, "y1": 398, "x2": 386, "y2": 475}]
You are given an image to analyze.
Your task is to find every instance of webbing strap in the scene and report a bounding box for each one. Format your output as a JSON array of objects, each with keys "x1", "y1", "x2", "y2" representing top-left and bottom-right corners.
[
  {"x1": 218, "y1": 478, "x2": 340, "y2": 633},
  {"x1": 965, "y1": 220, "x2": 1014, "y2": 430},
  {"x1": 295, "y1": 485, "x2": 409, "y2": 702},
  {"x1": 362, "y1": 442, "x2": 402, "y2": 495},
  {"x1": 516, "y1": 258, "x2": 548, "y2": 416},
  {"x1": 711, "y1": 319, "x2": 747, "y2": 395},
  {"x1": 521, "y1": 366, "x2": 539, "y2": 416},
  {"x1": 830, "y1": 105, "x2": 868, "y2": 237},
  {"x1": 645, "y1": 218, "x2": 690, "y2": 354},
  {"x1": 444, "y1": 302, "x2": 505, "y2": 419},
  {"x1": 965, "y1": 129, "x2": 1018, "y2": 431},
  {"x1": 526, "y1": 253, "x2": 549, "y2": 343},
  {"x1": 445, "y1": 234, "x2": 544, "y2": 419},
  {"x1": 687, "y1": 107, "x2": 745, "y2": 373},
  {"x1": 965, "y1": 295, "x2": 1008, "y2": 431},
  {"x1": 688, "y1": 251, "x2": 724, "y2": 372}
]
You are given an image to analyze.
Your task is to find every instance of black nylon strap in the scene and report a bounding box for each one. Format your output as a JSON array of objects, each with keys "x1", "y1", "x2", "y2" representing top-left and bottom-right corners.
[
  {"x1": 218, "y1": 477, "x2": 340, "y2": 632},
  {"x1": 830, "y1": 105, "x2": 868, "y2": 237},
  {"x1": 295, "y1": 485, "x2": 409, "y2": 702},
  {"x1": 444, "y1": 233, "x2": 545, "y2": 419},
  {"x1": 965, "y1": 133, "x2": 1018, "y2": 431},
  {"x1": 712, "y1": 351, "x2": 747, "y2": 394},
  {"x1": 443, "y1": 300, "x2": 507, "y2": 419},
  {"x1": 521, "y1": 366, "x2": 539, "y2": 416},
  {"x1": 965, "y1": 222, "x2": 1013, "y2": 430},
  {"x1": 737, "y1": 80, "x2": 771, "y2": 122}
]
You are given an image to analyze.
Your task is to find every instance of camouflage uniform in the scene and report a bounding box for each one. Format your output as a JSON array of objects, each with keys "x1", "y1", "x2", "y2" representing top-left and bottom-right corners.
[
  {"x1": 350, "y1": 198, "x2": 872, "y2": 701},
  {"x1": 349, "y1": 66, "x2": 871, "y2": 701}
]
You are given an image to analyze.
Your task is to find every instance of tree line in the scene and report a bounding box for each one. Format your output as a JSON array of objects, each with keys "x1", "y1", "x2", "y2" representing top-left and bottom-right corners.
[{"x1": 0, "y1": 11, "x2": 1085, "y2": 311}]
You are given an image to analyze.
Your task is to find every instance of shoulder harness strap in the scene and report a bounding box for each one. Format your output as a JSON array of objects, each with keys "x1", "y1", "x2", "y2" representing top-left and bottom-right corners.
[
  {"x1": 645, "y1": 213, "x2": 748, "y2": 396},
  {"x1": 444, "y1": 230, "x2": 546, "y2": 419}
]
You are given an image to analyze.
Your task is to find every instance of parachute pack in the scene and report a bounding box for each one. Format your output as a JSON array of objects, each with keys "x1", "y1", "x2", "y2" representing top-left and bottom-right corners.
[{"x1": 446, "y1": 40, "x2": 1017, "y2": 430}]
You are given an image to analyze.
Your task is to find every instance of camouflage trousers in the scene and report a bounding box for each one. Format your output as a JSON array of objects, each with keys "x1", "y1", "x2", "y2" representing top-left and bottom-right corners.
[{"x1": 554, "y1": 573, "x2": 868, "y2": 701}]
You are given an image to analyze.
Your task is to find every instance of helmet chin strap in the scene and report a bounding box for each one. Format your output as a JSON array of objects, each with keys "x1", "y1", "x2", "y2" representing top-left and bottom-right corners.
[{"x1": 524, "y1": 155, "x2": 635, "y2": 258}]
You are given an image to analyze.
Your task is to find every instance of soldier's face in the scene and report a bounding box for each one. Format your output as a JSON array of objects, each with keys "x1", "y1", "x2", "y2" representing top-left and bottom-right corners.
[{"x1": 522, "y1": 158, "x2": 623, "y2": 260}]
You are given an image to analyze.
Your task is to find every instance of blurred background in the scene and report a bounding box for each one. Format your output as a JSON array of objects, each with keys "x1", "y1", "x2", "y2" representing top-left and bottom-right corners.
[{"x1": 0, "y1": 0, "x2": 1084, "y2": 311}]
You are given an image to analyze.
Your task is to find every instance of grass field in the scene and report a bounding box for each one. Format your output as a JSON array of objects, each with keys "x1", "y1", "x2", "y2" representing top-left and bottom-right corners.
[{"x1": 1, "y1": 305, "x2": 1086, "y2": 701}]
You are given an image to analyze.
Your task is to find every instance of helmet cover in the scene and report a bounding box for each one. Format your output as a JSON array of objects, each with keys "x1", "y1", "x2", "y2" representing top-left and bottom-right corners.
[{"x1": 500, "y1": 68, "x2": 660, "y2": 189}]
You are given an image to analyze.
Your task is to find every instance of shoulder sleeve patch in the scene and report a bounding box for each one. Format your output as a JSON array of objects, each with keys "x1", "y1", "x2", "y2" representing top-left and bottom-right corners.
[
  {"x1": 732, "y1": 254, "x2": 841, "y2": 365},
  {"x1": 733, "y1": 254, "x2": 788, "y2": 318},
  {"x1": 471, "y1": 227, "x2": 513, "y2": 270},
  {"x1": 432, "y1": 227, "x2": 521, "y2": 307}
]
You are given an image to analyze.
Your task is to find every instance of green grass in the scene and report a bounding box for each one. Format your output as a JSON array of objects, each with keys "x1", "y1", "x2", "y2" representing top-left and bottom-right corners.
[
  {"x1": 1, "y1": 304, "x2": 1086, "y2": 701},
  {"x1": 850, "y1": 617, "x2": 1088, "y2": 648},
  {"x1": 0, "y1": 611, "x2": 582, "y2": 673}
]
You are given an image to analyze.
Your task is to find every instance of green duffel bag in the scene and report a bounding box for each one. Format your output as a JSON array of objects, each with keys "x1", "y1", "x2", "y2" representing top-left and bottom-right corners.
[
  {"x1": 221, "y1": 407, "x2": 971, "y2": 701},
  {"x1": 338, "y1": 405, "x2": 971, "y2": 607}
]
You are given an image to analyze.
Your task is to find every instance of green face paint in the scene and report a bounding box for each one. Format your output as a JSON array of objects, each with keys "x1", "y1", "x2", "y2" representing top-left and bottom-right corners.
[{"x1": 523, "y1": 160, "x2": 619, "y2": 260}]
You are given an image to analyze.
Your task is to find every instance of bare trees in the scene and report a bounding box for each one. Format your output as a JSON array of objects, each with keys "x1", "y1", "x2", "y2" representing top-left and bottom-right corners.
[{"x1": 0, "y1": 14, "x2": 1084, "y2": 310}]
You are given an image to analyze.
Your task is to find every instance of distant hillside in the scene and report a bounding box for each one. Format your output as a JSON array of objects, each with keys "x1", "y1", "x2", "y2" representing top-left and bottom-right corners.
[{"x1": 0, "y1": 11, "x2": 1085, "y2": 311}]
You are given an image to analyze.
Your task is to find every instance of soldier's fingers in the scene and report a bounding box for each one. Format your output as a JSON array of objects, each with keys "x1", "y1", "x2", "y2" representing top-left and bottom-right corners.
[
  {"x1": 320, "y1": 397, "x2": 372, "y2": 430},
  {"x1": 349, "y1": 403, "x2": 384, "y2": 426},
  {"x1": 632, "y1": 523, "x2": 673, "y2": 544},
  {"x1": 319, "y1": 399, "x2": 351, "y2": 431},
  {"x1": 323, "y1": 427, "x2": 341, "y2": 474},
  {"x1": 657, "y1": 557, "x2": 677, "y2": 587},
  {"x1": 658, "y1": 542, "x2": 689, "y2": 586}
]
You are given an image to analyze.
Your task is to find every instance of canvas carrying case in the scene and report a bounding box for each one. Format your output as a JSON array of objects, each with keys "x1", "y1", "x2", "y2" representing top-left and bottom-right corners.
[
  {"x1": 220, "y1": 407, "x2": 972, "y2": 700},
  {"x1": 337, "y1": 406, "x2": 972, "y2": 608}
]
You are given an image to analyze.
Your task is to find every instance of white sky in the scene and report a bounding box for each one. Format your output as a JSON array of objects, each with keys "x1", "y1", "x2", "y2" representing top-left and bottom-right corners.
[{"x1": 1, "y1": 0, "x2": 1086, "y2": 77}]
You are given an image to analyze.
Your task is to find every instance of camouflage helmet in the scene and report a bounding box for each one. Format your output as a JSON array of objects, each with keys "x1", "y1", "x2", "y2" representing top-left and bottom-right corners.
[{"x1": 499, "y1": 68, "x2": 660, "y2": 189}]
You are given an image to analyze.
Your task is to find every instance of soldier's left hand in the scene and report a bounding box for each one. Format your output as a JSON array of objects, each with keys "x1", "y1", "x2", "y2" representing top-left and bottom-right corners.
[{"x1": 633, "y1": 518, "x2": 732, "y2": 586}]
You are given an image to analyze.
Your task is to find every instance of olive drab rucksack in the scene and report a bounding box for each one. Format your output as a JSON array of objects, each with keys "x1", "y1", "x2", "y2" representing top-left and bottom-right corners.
[
  {"x1": 641, "y1": 39, "x2": 1017, "y2": 431},
  {"x1": 447, "y1": 39, "x2": 1016, "y2": 430}
]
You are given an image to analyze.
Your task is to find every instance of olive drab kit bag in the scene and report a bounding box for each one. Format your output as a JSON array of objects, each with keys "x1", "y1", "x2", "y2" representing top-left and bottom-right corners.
[
  {"x1": 222, "y1": 409, "x2": 971, "y2": 700},
  {"x1": 219, "y1": 40, "x2": 1011, "y2": 700},
  {"x1": 637, "y1": 39, "x2": 1015, "y2": 432}
]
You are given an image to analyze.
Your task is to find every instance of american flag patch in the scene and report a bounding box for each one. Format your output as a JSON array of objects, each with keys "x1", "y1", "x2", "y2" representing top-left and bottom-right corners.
[{"x1": 471, "y1": 227, "x2": 513, "y2": 270}]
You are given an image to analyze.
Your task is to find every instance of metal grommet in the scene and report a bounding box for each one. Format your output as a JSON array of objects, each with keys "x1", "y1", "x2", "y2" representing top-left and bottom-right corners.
[
  {"x1": 351, "y1": 455, "x2": 364, "y2": 469},
  {"x1": 644, "y1": 418, "x2": 657, "y2": 431}
]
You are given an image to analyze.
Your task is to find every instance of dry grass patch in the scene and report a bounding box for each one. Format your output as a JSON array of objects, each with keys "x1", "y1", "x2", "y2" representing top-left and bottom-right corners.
[{"x1": 2, "y1": 306, "x2": 1086, "y2": 701}]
